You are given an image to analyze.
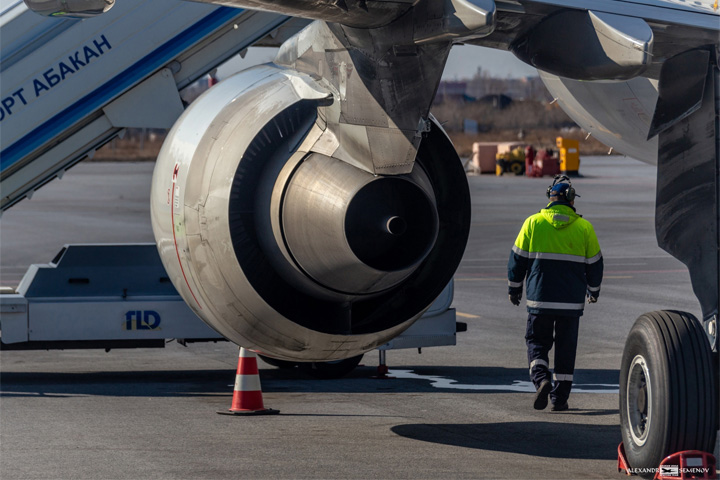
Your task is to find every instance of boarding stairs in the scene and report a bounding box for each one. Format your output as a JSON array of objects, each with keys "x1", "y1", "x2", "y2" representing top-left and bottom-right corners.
[{"x1": 0, "y1": 0, "x2": 298, "y2": 211}]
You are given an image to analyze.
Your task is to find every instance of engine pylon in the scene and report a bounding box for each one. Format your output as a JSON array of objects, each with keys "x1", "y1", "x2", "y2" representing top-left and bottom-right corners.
[{"x1": 218, "y1": 348, "x2": 279, "y2": 416}]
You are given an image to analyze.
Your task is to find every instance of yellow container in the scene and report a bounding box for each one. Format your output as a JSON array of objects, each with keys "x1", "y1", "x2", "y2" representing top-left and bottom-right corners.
[{"x1": 556, "y1": 137, "x2": 580, "y2": 174}]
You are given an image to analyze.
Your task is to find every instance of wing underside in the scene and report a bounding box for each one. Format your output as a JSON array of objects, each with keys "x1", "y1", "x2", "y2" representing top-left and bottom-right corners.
[{"x1": 183, "y1": 0, "x2": 719, "y2": 80}]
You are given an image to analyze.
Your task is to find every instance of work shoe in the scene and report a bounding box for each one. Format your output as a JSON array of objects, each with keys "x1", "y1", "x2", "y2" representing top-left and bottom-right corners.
[
  {"x1": 551, "y1": 401, "x2": 569, "y2": 412},
  {"x1": 533, "y1": 380, "x2": 552, "y2": 410}
]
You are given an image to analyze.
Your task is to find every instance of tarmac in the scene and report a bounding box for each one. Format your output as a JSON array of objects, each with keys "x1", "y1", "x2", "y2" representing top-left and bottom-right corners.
[{"x1": 0, "y1": 156, "x2": 702, "y2": 479}]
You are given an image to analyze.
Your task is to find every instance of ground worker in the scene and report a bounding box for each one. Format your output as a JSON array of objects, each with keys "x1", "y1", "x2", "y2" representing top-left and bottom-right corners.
[{"x1": 507, "y1": 175, "x2": 603, "y2": 411}]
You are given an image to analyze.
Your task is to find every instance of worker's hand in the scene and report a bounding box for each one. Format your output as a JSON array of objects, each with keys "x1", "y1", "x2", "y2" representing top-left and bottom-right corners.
[
  {"x1": 586, "y1": 293, "x2": 599, "y2": 304},
  {"x1": 509, "y1": 291, "x2": 522, "y2": 306}
]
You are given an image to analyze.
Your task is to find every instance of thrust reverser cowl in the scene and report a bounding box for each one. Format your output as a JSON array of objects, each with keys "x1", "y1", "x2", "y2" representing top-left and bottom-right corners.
[{"x1": 150, "y1": 65, "x2": 470, "y2": 361}]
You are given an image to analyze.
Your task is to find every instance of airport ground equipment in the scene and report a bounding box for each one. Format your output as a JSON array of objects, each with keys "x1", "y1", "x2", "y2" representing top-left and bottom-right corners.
[
  {"x1": 524, "y1": 146, "x2": 535, "y2": 177},
  {"x1": 0, "y1": 0, "x2": 291, "y2": 211},
  {"x1": 469, "y1": 142, "x2": 523, "y2": 175},
  {"x1": 525, "y1": 146, "x2": 560, "y2": 178},
  {"x1": 0, "y1": 244, "x2": 463, "y2": 377},
  {"x1": 495, "y1": 146, "x2": 526, "y2": 176},
  {"x1": 0, "y1": 244, "x2": 222, "y2": 350},
  {"x1": 556, "y1": 137, "x2": 580, "y2": 176}
]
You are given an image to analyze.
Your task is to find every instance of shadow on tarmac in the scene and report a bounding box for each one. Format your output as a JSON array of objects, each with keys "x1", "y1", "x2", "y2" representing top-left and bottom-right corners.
[
  {"x1": 0, "y1": 370, "x2": 233, "y2": 398},
  {"x1": 263, "y1": 365, "x2": 619, "y2": 393},
  {"x1": 0, "y1": 366, "x2": 619, "y2": 397},
  {"x1": 391, "y1": 421, "x2": 620, "y2": 459}
]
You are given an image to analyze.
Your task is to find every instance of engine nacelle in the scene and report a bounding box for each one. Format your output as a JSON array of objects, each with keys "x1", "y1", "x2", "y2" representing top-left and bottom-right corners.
[
  {"x1": 151, "y1": 65, "x2": 470, "y2": 361},
  {"x1": 539, "y1": 71, "x2": 659, "y2": 163}
]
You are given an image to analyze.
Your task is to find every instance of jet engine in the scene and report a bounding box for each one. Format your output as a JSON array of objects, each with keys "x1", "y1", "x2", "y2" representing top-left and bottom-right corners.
[{"x1": 150, "y1": 65, "x2": 470, "y2": 361}]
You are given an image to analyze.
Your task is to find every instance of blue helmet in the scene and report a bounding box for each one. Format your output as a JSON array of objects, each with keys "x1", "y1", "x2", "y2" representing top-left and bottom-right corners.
[{"x1": 546, "y1": 175, "x2": 579, "y2": 201}]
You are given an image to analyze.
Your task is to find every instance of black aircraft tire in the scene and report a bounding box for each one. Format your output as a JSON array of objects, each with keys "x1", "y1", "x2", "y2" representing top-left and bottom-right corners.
[
  {"x1": 258, "y1": 355, "x2": 298, "y2": 370},
  {"x1": 300, "y1": 354, "x2": 364, "y2": 379},
  {"x1": 619, "y1": 311, "x2": 717, "y2": 474}
]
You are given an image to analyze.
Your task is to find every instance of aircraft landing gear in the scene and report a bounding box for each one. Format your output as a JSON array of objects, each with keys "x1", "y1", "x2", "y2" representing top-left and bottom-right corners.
[{"x1": 619, "y1": 310, "x2": 717, "y2": 474}]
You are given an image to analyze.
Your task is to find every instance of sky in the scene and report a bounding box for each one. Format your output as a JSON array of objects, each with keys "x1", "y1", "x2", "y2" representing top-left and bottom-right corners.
[
  {"x1": 442, "y1": 44, "x2": 539, "y2": 79},
  {"x1": 216, "y1": 44, "x2": 539, "y2": 81}
]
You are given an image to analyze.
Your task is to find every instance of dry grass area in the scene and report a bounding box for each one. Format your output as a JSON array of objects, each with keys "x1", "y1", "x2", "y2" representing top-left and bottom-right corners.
[
  {"x1": 433, "y1": 99, "x2": 614, "y2": 157},
  {"x1": 92, "y1": 124, "x2": 613, "y2": 163},
  {"x1": 92, "y1": 83, "x2": 615, "y2": 162},
  {"x1": 92, "y1": 136, "x2": 164, "y2": 162}
]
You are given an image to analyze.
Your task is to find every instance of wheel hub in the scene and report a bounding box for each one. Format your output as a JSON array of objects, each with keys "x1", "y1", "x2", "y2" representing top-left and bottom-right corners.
[{"x1": 627, "y1": 354, "x2": 652, "y2": 446}]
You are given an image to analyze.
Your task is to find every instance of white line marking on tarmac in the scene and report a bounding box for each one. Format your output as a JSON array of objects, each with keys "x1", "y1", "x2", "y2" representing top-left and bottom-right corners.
[{"x1": 389, "y1": 370, "x2": 619, "y2": 393}]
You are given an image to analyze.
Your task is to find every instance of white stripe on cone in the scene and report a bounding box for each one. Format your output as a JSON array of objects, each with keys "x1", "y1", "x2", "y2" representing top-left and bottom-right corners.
[{"x1": 235, "y1": 374, "x2": 262, "y2": 392}]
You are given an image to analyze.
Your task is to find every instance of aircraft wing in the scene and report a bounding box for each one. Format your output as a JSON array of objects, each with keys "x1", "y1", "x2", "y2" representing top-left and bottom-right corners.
[
  {"x1": 182, "y1": 0, "x2": 719, "y2": 79},
  {"x1": 184, "y1": 0, "x2": 416, "y2": 27}
]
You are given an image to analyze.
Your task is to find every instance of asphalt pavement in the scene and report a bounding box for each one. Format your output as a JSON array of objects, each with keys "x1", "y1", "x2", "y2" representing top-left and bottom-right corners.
[{"x1": 0, "y1": 156, "x2": 702, "y2": 479}]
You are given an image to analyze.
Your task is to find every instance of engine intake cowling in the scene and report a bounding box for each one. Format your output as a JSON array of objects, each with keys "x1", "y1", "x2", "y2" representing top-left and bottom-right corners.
[{"x1": 151, "y1": 65, "x2": 470, "y2": 361}]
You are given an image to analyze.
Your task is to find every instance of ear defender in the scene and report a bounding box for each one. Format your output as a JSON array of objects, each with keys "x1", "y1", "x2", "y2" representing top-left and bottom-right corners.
[{"x1": 565, "y1": 186, "x2": 576, "y2": 202}]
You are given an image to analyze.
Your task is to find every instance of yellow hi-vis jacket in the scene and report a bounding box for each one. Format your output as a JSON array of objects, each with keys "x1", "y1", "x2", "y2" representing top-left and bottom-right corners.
[{"x1": 508, "y1": 202, "x2": 603, "y2": 316}]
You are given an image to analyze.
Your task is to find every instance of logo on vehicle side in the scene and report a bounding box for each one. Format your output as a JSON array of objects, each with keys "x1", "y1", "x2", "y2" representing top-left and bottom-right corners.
[{"x1": 124, "y1": 310, "x2": 161, "y2": 330}]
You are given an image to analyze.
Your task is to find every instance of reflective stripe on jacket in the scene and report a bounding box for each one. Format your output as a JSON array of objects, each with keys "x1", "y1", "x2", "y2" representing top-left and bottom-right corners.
[{"x1": 508, "y1": 202, "x2": 603, "y2": 316}]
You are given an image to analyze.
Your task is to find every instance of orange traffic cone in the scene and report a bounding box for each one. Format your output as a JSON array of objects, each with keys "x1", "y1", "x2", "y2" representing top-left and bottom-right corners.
[{"x1": 218, "y1": 347, "x2": 279, "y2": 416}]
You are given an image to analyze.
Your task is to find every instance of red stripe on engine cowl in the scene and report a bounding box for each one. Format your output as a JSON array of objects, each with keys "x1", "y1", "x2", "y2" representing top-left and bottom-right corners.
[{"x1": 170, "y1": 164, "x2": 202, "y2": 310}]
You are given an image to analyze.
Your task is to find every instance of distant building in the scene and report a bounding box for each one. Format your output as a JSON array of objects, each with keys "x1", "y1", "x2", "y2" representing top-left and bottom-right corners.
[
  {"x1": 435, "y1": 81, "x2": 469, "y2": 102},
  {"x1": 478, "y1": 94, "x2": 513, "y2": 109},
  {"x1": 464, "y1": 68, "x2": 550, "y2": 102}
]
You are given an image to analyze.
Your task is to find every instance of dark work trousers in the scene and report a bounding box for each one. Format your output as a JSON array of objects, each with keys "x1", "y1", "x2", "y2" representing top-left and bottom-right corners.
[{"x1": 525, "y1": 313, "x2": 580, "y2": 405}]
